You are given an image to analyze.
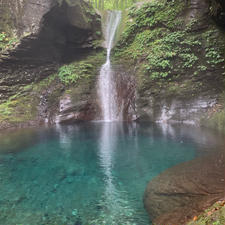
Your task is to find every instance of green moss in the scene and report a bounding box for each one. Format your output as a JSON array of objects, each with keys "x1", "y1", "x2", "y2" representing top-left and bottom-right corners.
[
  {"x1": 114, "y1": 0, "x2": 225, "y2": 86},
  {"x1": 113, "y1": 10, "x2": 129, "y2": 45},
  {"x1": 127, "y1": 0, "x2": 185, "y2": 29},
  {"x1": 57, "y1": 51, "x2": 105, "y2": 85},
  {"x1": 117, "y1": 0, "x2": 185, "y2": 46},
  {"x1": 115, "y1": 26, "x2": 202, "y2": 79},
  {"x1": 0, "y1": 72, "x2": 59, "y2": 124},
  {"x1": 202, "y1": 92, "x2": 225, "y2": 134},
  {"x1": 0, "y1": 96, "x2": 38, "y2": 123},
  {"x1": 58, "y1": 63, "x2": 93, "y2": 84},
  {"x1": 187, "y1": 201, "x2": 225, "y2": 225},
  {"x1": 0, "y1": 32, "x2": 19, "y2": 52},
  {"x1": 32, "y1": 74, "x2": 57, "y2": 92},
  {"x1": 203, "y1": 28, "x2": 225, "y2": 65},
  {"x1": 0, "y1": 50, "x2": 105, "y2": 125},
  {"x1": 209, "y1": 110, "x2": 225, "y2": 133},
  {"x1": 112, "y1": 0, "x2": 225, "y2": 131}
]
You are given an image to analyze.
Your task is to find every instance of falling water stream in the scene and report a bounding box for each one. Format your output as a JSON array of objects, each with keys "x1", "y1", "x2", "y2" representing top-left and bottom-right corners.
[
  {"x1": 97, "y1": 11, "x2": 128, "y2": 223},
  {"x1": 98, "y1": 11, "x2": 122, "y2": 121}
]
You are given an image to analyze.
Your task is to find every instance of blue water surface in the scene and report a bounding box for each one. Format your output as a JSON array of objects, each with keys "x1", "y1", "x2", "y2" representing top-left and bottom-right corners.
[{"x1": 0, "y1": 122, "x2": 223, "y2": 225}]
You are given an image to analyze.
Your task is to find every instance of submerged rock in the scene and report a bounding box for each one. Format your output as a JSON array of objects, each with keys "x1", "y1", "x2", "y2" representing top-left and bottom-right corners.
[
  {"x1": 144, "y1": 150, "x2": 225, "y2": 225},
  {"x1": 74, "y1": 218, "x2": 82, "y2": 225}
]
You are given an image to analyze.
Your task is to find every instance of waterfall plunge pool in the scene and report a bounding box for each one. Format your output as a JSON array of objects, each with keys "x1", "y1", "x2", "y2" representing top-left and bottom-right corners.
[{"x1": 0, "y1": 122, "x2": 224, "y2": 225}]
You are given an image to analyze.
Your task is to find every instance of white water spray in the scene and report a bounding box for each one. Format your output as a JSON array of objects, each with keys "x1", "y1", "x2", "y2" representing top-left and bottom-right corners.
[{"x1": 98, "y1": 11, "x2": 121, "y2": 121}]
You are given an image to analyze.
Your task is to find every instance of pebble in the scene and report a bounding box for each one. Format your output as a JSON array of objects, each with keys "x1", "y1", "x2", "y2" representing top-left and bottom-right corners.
[{"x1": 72, "y1": 209, "x2": 78, "y2": 216}]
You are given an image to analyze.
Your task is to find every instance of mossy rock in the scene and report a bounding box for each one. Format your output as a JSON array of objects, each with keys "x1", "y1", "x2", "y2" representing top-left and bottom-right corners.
[
  {"x1": 187, "y1": 201, "x2": 225, "y2": 225},
  {"x1": 113, "y1": 0, "x2": 225, "y2": 125},
  {"x1": 0, "y1": 50, "x2": 105, "y2": 128}
]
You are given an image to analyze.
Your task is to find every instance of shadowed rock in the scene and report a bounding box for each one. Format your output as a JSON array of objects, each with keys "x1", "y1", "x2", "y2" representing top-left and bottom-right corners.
[{"x1": 0, "y1": 0, "x2": 101, "y2": 101}]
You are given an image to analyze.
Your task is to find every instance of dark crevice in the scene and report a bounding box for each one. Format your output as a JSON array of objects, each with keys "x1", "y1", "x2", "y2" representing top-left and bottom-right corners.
[
  {"x1": 1, "y1": 0, "x2": 101, "y2": 66},
  {"x1": 208, "y1": 0, "x2": 225, "y2": 29}
]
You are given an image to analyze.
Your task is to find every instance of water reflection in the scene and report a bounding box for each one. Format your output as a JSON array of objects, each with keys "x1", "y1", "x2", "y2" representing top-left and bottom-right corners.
[
  {"x1": 151, "y1": 122, "x2": 224, "y2": 153},
  {"x1": 0, "y1": 122, "x2": 224, "y2": 225},
  {"x1": 0, "y1": 128, "x2": 39, "y2": 154},
  {"x1": 56, "y1": 124, "x2": 74, "y2": 158},
  {"x1": 97, "y1": 122, "x2": 137, "y2": 224},
  {"x1": 158, "y1": 122, "x2": 176, "y2": 139},
  {"x1": 99, "y1": 123, "x2": 119, "y2": 215}
]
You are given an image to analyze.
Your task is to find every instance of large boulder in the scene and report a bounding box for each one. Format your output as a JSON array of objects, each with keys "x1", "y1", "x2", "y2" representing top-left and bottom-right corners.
[{"x1": 144, "y1": 150, "x2": 225, "y2": 225}]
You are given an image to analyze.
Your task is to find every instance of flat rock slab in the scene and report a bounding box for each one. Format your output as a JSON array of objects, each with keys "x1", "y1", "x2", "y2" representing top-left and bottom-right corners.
[{"x1": 144, "y1": 150, "x2": 225, "y2": 225}]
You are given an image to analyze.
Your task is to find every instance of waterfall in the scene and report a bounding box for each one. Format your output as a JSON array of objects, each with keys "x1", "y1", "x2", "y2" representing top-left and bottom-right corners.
[{"x1": 98, "y1": 11, "x2": 122, "y2": 122}]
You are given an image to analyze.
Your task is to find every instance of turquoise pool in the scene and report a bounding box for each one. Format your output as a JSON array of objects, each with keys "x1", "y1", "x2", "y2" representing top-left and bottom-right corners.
[{"x1": 0, "y1": 122, "x2": 223, "y2": 225}]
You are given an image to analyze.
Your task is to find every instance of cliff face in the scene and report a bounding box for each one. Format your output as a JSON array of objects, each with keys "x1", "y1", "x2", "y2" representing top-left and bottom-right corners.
[
  {"x1": 0, "y1": 0, "x2": 101, "y2": 62},
  {"x1": 0, "y1": 0, "x2": 225, "y2": 130},
  {"x1": 113, "y1": 2, "x2": 225, "y2": 224},
  {"x1": 0, "y1": 0, "x2": 102, "y2": 129},
  {"x1": 114, "y1": 0, "x2": 225, "y2": 127}
]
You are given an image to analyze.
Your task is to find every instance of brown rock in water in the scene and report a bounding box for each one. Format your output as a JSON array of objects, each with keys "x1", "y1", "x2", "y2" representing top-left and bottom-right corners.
[{"x1": 144, "y1": 150, "x2": 225, "y2": 225}]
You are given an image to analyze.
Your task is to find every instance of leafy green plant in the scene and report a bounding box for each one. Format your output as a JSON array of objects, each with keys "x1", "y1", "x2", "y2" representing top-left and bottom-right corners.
[
  {"x1": 96, "y1": 31, "x2": 101, "y2": 36},
  {"x1": 205, "y1": 48, "x2": 224, "y2": 65},
  {"x1": 150, "y1": 71, "x2": 169, "y2": 79},
  {"x1": 0, "y1": 32, "x2": 7, "y2": 50},
  {"x1": 58, "y1": 65, "x2": 82, "y2": 85},
  {"x1": 197, "y1": 65, "x2": 207, "y2": 71},
  {"x1": 114, "y1": 0, "x2": 225, "y2": 83},
  {"x1": 179, "y1": 53, "x2": 198, "y2": 68},
  {"x1": 58, "y1": 63, "x2": 94, "y2": 85},
  {"x1": 185, "y1": 18, "x2": 198, "y2": 31},
  {"x1": 0, "y1": 32, "x2": 19, "y2": 51},
  {"x1": 0, "y1": 32, "x2": 7, "y2": 42}
]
